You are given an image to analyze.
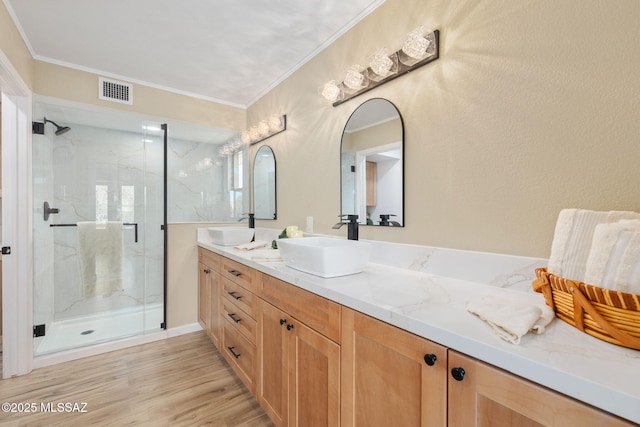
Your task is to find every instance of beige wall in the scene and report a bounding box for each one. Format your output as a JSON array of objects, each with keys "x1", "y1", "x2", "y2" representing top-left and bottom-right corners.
[
  {"x1": 343, "y1": 118, "x2": 402, "y2": 152},
  {"x1": 0, "y1": 1, "x2": 34, "y2": 88},
  {"x1": 248, "y1": 0, "x2": 640, "y2": 258},
  {"x1": 33, "y1": 61, "x2": 246, "y2": 130}
]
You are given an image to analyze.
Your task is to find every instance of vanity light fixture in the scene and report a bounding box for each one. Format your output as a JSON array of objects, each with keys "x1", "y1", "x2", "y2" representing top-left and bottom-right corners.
[
  {"x1": 321, "y1": 27, "x2": 440, "y2": 106},
  {"x1": 218, "y1": 114, "x2": 287, "y2": 157}
]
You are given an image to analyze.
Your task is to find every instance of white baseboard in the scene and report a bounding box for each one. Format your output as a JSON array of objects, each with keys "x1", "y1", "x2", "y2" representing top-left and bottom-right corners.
[{"x1": 32, "y1": 323, "x2": 203, "y2": 369}]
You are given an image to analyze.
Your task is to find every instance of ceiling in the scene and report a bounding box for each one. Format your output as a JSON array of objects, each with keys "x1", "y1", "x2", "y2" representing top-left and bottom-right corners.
[{"x1": 6, "y1": 0, "x2": 384, "y2": 108}]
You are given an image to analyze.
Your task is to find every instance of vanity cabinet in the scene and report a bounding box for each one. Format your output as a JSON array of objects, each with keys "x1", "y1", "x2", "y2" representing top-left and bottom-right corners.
[
  {"x1": 341, "y1": 307, "x2": 447, "y2": 427},
  {"x1": 198, "y1": 248, "x2": 636, "y2": 426},
  {"x1": 257, "y1": 274, "x2": 341, "y2": 427},
  {"x1": 219, "y1": 256, "x2": 260, "y2": 394},
  {"x1": 447, "y1": 350, "x2": 635, "y2": 427},
  {"x1": 198, "y1": 248, "x2": 221, "y2": 347}
]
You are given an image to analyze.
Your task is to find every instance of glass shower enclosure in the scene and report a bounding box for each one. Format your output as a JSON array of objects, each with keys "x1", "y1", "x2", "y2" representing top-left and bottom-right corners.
[{"x1": 32, "y1": 98, "x2": 166, "y2": 356}]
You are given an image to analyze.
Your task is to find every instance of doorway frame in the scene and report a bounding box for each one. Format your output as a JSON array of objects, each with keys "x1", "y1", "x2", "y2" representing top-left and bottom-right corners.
[{"x1": 1, "y1": 48, "x2": 33, "y2": 379}]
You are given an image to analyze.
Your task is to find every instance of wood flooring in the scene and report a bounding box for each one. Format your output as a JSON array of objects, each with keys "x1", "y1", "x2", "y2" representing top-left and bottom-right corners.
[{"x1": 0, "y1": 331, "x2": 273, "y2": 426}]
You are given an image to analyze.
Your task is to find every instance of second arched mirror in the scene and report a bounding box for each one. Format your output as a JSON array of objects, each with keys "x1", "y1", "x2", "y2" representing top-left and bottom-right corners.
[
  {"x1": 340, "y1": 98, "x2": 404, "y2": 226},
  {"x1": 253, "y1": 145, "x2": 276, "y2": 220}
]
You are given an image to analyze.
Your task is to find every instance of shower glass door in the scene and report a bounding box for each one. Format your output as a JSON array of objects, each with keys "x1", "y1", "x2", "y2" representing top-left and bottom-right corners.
[{"x1": 32, "y1": 98, "x2": 165, "y2": 356}]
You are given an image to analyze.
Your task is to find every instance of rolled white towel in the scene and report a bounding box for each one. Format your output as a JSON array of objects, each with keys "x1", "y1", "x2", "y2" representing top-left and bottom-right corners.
[
  {"x1": 584, "y1": 220, "x2": 640, "y2": 293},
  {"x1": 467, "y1": 296, "x2": 555, "y2": 344},
  {"x1": 547, "y1": 209, "x2": 640, "y2": 282}
]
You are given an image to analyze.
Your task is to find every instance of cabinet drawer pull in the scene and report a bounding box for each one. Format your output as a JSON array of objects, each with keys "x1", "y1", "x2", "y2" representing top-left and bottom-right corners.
[
  {"x1": 423, "y1": 353, "x2": 437, "y2": 366},
  {"x1": 227, "y1": 269, "x2": 242, "y2": 277},
  {"x1": 227, "y1": 291, "x2": 242, "y2": 300},
  {"x1": 451, "y1": 367, "x2": 465, "y2": 381},
  {"x1": 227, "y1": 346, "x2": 241, "y2": 359},
  {"x1": 227, "y1": 313, "x2": 241, "y2": 323}
]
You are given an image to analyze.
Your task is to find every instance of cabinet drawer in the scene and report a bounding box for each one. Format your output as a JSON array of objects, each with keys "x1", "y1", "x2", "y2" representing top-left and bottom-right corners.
[
  {"x1": 222, "y1": 317, "x2": 256, "y2": 393},
  {"x1": 222, "y1": 277, "x2": 257, "y2": 319},
  {"x1": 220, "y1": 257, "x2": 259, "y2": 293},
  {"x1": 260, "y1": 273, "x2": 341, "y2": 343},
  {"x1": 198, "y1": 248, "x2": 220, "y2": 271},
  {"x1": 222, "y1": 297, "x2": 257, "y2": 344}
]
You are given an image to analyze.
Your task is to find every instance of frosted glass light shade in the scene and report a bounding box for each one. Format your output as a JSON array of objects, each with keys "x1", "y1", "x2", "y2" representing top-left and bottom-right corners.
[
  {"x1": 258, "y1": 120, "x2": 270, "y2": 137},
  {"x1": 268, "y1": 115, "x2": 284, "y2": 131},
  {"x1": 249, "y1": 126, "x2": 260, "y2": 142},
  {"x1": 241, "y1": 130, "x2": 252, "y2": 144},
  {"x1": 399, "y1": 26, "x2": 436, "y2": 66},
  {"x1": 369, "y1": 48, "x2": 398, "y2": 81},
  {"x1": 343, "y1": 65, "x2": 368, "y2": 92},
  {"x1": 320, "y1": 80, "x2": 343, "y2": 103}
]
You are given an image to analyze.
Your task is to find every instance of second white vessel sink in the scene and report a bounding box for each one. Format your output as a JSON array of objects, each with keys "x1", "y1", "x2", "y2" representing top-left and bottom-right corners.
[
  {"x1": 277, "y1": 236, "x2": 371, "y2": 278},
  {"x1": 208, "y1": 227, "x2": 255, "y2": 246}
]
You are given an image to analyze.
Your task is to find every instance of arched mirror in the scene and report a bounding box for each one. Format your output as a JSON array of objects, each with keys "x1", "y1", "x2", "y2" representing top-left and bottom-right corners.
[
  {"x1": 253, "y1": 145, "x2": 277, "y2": 219},
  {"x1": 341, "y1": 98, "x2": 404, "y2": 226}
]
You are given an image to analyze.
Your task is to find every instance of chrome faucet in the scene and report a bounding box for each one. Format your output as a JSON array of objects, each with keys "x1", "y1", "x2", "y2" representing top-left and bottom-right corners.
[{"x1": 333, "y1": 214, "x2": 359, "y2": 240}]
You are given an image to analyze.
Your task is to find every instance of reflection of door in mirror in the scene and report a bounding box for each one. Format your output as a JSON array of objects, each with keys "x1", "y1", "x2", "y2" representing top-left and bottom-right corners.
[
  {"x1": 341, "y1": 99, "x2": 404, "y2": 226},
  {"x1": 253, "y1": 145, "x2": 277, "y2": 220}
]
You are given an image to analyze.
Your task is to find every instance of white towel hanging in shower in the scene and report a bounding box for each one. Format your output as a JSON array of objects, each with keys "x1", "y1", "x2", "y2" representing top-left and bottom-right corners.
[{"x1": 77, "y1": 221, "x2": 124, "y2": 297}]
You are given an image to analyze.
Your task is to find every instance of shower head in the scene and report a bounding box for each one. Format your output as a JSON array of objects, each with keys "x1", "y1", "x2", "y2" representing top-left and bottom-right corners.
[{"x1": 43, "y1": 117, "x2": 71, "y2": 136}]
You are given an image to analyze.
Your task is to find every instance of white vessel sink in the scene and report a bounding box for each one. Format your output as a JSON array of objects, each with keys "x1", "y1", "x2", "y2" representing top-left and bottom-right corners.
[
  {"x1": 208, "y1": 227, "x2": 255, "y2": 246},
  {"x1": 277, "y1": 237, "x2": 371, "y2": 278}
]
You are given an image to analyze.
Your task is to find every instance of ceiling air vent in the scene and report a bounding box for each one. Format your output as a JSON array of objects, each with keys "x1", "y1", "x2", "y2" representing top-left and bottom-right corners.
[{"x1": 98, "y1": 77, "x2": 133, "y2": 105}]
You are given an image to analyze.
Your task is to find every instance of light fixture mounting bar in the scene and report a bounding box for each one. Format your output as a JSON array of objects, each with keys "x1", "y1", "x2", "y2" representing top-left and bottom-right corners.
[{"x1": 332, "y1": 29, "x2": 439, "y2": 107}]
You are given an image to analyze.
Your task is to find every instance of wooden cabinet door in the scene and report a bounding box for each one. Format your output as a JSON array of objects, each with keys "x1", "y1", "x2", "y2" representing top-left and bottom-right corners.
[
  {"x1": 288, "y1": 318, "x2": 340, "y2": 427},
  {"x1": 448, "y1": 350, "x2": 635, "y2": 427},
  {"x1": 366, "y1": 161, "x2": 377, "y2": 206},
  {"x1": 341, "y1": 308, "x2": 447, "y2": 427},
  {"x1": 198, "y1": 261, "x2": 210, "y2": 332},
  {"x1": 208, "y1": 269, "x2": 221, "y2": 348},
  {"x1": 257, "y1": 300, "x2": 289, "y2": 427}
]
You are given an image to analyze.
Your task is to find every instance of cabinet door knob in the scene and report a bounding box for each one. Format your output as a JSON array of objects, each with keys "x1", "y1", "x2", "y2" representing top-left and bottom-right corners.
[
  {"x1": 286, "y1": 324, "x2": 294, "y2": 331},
  {"x1": 423, "y1": 353, "x2": 437, "y2": 366},
  {"x1": 451, "y1": 367, "x2": 466, "y2": 381},
  {"x1": 279, "y1": 319, "x2": 287, "y2": 325},
  {"x1": 203, "y1": 269, "x2": 211, "y2": 274}
]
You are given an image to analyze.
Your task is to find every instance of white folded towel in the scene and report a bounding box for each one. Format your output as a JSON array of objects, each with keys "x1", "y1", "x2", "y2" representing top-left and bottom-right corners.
[
  {"x1": 235, "y1": 241, "x2": 269, "y2": 251},
  {"x1": 548, "y1": 209, "x2": 640, "y2": 282},
  {"x1": 584, "y1": 220, "x2": 640, "y2": 294},
  {"x1": 467, "y1": 296, "x2": 555, "y2": 344}
]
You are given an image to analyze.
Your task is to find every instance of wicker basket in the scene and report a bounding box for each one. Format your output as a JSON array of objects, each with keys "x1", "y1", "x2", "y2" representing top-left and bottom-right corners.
[{"x1": 532, "y1": 268, "x2": 640, "y2": 350}]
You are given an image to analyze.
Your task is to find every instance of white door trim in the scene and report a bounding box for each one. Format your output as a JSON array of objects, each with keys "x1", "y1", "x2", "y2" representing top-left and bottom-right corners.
[{"x1": 1, "y1": 48, "x2": 33, "y2": 378}]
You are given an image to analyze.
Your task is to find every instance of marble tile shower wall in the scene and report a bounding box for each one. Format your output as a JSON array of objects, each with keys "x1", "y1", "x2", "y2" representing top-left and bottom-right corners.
[
  {"x1": 167, "y1": 137, "x2": 234, "y2": 223},
  {"x1": 33, "y1": 124, "x2": 231, "y2": 324}
]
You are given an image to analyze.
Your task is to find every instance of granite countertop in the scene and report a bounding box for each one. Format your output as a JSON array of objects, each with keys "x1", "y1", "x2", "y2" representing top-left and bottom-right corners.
[{"x1": 197, "y1": 229, "x2": 640, "y2": 424}]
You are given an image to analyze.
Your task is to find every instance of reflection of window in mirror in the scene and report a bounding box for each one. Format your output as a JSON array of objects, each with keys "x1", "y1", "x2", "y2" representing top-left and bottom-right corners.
[
  {"x1": 229, "y1": 150, "x2": 244, "y2": 218},
  {"x1": 340, "y1": 98, "x2": 404, "y2": 227}
]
